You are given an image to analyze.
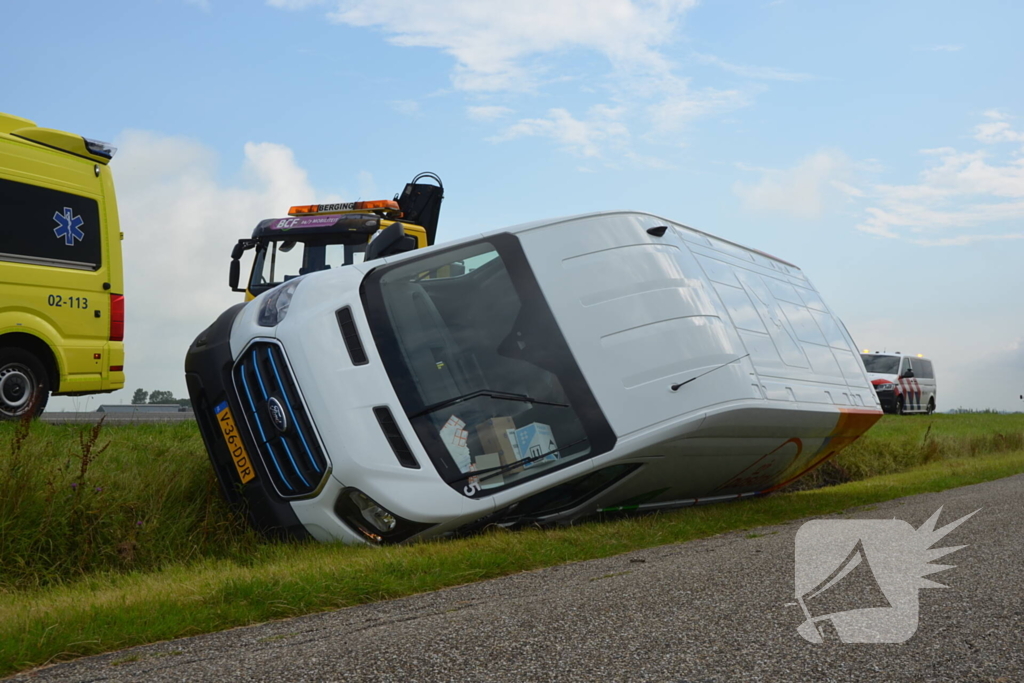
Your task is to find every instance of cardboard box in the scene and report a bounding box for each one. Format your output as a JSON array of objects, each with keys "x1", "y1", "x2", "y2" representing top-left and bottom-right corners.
[
  {"x1": 475, "y1": 416, "x2": 520, "y2": 472},
  {"x1": 439, "y1": 415, "x2": 471, "y2": 473},
  {"x1": 515, "y1": 422, "x2": 559, "y2": 469},
  {"x1": 473, "y1": 452, "x2": 505, "y2": 489}
]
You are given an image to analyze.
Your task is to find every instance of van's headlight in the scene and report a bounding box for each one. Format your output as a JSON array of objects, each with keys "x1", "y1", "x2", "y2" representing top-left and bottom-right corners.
[
  {"x1": 875, "y1": 383, "x2": 896, "y2": 391},
  {"x1": 257, "y1": 277, "x2": 304, "y2": 327},
  {"x1": 333, "y1": 487, "x2": 434, "y2": 544}
]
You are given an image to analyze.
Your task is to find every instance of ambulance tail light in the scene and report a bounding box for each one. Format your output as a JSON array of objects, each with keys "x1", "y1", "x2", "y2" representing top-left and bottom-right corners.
[{"x1": 110, "y1": 294, "x2": 125, "y2": 341}]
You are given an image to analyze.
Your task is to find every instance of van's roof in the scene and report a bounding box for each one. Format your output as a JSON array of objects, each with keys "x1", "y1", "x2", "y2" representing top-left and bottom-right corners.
[{"x1": 0, "y1": 112, "x2": 114, "y2": 165}]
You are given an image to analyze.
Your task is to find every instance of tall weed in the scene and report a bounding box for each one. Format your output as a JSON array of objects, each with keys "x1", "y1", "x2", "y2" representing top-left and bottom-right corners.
[{"x1": 0, "y1": 420, "x2": 261, "y2": 591}]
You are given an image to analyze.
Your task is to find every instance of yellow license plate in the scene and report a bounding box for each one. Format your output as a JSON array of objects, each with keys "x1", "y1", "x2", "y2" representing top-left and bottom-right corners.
[{"x1": 215, "y1": 401, "x2": 255, "y2": 484}]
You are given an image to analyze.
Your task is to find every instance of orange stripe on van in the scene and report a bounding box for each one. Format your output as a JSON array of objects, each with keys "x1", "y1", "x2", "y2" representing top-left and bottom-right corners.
[{"x1": 764, "y1": 407, "x2": 882, "y2": 493}]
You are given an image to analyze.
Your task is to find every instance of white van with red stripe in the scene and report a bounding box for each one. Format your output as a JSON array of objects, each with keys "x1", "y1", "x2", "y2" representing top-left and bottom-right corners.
[{"x1": 860, "y1": 352, "x2": 936, "y2": 415}]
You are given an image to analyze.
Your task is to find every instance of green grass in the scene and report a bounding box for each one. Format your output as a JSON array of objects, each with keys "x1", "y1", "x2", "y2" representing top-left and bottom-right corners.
[
  {"x1": 0, "y1": 420, "x2": 262, "y2": 592},
  {"x1": 796, "y1": 412, "x2": 1024, "y2": 488},
  {"x1": 1, "y1": 414, "x2": 1023, "y2": 676}
]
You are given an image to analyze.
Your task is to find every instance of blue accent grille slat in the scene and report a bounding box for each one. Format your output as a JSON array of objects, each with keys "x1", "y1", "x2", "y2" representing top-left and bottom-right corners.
[
  {"x1": 266, "y1": 349, "x2": 322, "y2": 474},
  {"x1": 233, "y1": 342, "x2": 329, "y2": 498},
  {"x1": 238, "y1": 357, "x2": 294, "y2": 492}
]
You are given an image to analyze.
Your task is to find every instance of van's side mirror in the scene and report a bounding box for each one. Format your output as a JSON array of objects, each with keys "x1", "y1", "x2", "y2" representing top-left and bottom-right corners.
[{"x1": 902, "y1": 368, "x2": 914, "y2": 378}]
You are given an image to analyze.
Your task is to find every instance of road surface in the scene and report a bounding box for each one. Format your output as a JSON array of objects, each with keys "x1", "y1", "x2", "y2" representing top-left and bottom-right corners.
[{"x1": 10, "y1": 474, "x2": 1024, "y2": 682}]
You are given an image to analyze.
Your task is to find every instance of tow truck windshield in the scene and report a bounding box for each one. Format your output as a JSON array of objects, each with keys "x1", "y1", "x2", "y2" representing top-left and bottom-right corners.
[
  {"x1": 251, "y1": 240, "x2": 365, "y2": 292},
  {"x1": 362, "y1": 234, "x2": 616, "y2": 496}
]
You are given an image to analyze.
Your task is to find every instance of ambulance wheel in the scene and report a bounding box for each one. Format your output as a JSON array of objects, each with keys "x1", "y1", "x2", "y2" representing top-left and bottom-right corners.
[
  {"x1": 0, "y1": 348, "x2": 49, "y2": 420},
  {"x1": 927, "y1": 398, "x2": 935, "y2": 415},
  {"x1": 894, "y1": 396, "x2": 904, "y2": 416}
]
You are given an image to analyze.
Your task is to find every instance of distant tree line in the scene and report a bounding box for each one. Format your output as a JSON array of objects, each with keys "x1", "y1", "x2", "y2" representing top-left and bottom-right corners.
[{"x1": 131, "y1": 388, "x2": 191, "y2": 409}]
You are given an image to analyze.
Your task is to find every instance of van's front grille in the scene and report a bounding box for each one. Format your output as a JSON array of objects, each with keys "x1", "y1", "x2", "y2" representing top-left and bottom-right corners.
[{"x1": 233, "y1": 341, "x2": 329, "y2": 498}]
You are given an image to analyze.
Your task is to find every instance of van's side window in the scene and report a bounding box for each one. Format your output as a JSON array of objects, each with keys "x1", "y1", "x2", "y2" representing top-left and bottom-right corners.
[
  {"x1": 899, "y1": 357, "x2": 910, "y2": 376},
  {"x1": 917, "y1": 359, "x2": 934, "y2": 379},
  {"x1": 0, "y1": 177, "x2": 102, "y2": 270}
]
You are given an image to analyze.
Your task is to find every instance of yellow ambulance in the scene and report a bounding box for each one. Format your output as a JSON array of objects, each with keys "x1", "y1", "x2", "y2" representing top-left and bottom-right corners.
[{"x1": 0, "y1": 112, "x2": 124, "y2": 419}]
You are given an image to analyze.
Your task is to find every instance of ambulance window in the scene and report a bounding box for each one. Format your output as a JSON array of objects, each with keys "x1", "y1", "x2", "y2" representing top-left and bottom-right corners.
[{"x1": 0, "y1": 177, "x2": 102, "y2": 270}]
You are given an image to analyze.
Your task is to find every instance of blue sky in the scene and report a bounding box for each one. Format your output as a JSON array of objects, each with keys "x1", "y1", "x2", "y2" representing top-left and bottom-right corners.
[{"x1": 4, "y1": 0, "x2": 1023, "y2": 411}]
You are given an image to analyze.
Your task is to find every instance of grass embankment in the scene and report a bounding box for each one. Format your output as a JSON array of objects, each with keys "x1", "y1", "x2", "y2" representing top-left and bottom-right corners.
[{"x1": 1, "y1": 414, "x2": 1022, "y2": 676}]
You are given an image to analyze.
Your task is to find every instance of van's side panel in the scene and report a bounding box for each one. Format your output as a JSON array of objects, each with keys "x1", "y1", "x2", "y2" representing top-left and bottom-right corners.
[
  {"x1": 686, "y1": 238, "x2": 875, "y2": 409},
  {"x1": 516, "y1": 212, "x2": 758, "y2": 439}
]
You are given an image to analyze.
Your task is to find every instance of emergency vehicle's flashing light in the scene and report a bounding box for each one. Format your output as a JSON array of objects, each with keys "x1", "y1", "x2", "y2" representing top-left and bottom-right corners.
[
  {"x1": 288, "y1": 200, "x2": 401, "y2": 216},
  {"x1": 83, "y1": 137, "x2": 117, "y2": 160}
]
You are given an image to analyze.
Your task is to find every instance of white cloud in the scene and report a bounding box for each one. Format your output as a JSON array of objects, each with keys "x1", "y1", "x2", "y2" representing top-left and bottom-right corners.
[
  {"x1": 736, "y1": 113, "x2": 1024, "y2": 246},
  {"x1": 269, "y1": 0, "x2": 800, "y2": 162},
  {"x1": 266, "y1": 0, "x2": 325, "y2": 8},
  {"x1": 390, "y1": 100, "x2": 420, "y2": 116},
  {"x1": 693, "y1": 52, "x2": 814, "y2": 82},
  {"x1": 647, "y1": 78, "x2": 751, "y2": 133},
  {"x1": 856, "y1": 129, "x2": 1024, "y2": 243},
  {"x1": 733, "y1": 149, "x2": 855, "y2": 219},
  {"x1": 324, "y1": 0, "x2": 697, "y2": 92},
  {"x1": 466, "y1": 105, "x2": 513, "y2": 121},
  {"x1": 491, "y1": 106, "x2": 629, "y2": 158},
  {"x1": 52, "y1": 132, "x2": 339, "y2": 406},
  {"x1": 973, "y1": 110, "x2": 1024, "y2": 144}
]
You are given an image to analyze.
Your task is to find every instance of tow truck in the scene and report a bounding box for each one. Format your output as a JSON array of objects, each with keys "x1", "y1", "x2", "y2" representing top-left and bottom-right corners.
[{"x1": 228, "y1": 172, "x2": 443, "y2": 300}]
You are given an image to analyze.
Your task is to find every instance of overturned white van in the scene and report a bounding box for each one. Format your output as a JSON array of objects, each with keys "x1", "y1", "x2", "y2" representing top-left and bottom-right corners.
[{"x1": 185, "y1": 212, "x2": 883, "y2": 544}]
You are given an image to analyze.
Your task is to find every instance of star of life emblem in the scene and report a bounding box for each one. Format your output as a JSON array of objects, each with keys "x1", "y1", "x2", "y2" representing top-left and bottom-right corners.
[{"x1": 53, "y1": 207, "x2": 85, "y2": 246}]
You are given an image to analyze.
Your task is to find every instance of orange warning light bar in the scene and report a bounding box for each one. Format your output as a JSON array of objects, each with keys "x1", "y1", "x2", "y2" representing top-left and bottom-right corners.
[{"x1": 288, "y1": 200, "x2": 402, "y2": 216}]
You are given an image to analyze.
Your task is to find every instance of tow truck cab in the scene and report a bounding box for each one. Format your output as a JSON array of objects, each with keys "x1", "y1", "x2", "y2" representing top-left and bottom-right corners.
[{"x1": 229, "y1": 173, "x2": 443, "y2": 301}]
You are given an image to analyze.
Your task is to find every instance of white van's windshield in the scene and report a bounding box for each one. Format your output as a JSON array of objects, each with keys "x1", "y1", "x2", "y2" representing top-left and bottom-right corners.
[
  {"x1": 362, "y1": 235, "x2": 615, "y2": 496},
  {"x1": 861, "y1": 354, "x2": 900, "y2": 374}
]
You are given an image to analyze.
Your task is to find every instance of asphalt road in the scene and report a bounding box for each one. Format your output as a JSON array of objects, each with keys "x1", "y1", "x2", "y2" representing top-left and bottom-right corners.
[{"x1": 11, "y1": 475, "x2": 1024, "y2": 683}]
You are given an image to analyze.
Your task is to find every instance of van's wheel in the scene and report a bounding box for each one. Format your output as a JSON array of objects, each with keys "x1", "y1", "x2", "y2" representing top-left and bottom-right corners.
[
  {"x1": 927, "y1": 398, "x2": 935, "y2": 415},
  {"x1": 894, "y1": 396, "x2": 904, "y2": 416},
  {"x1": 0, "y1": 348, "x2": 49, "y2": 420}
]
